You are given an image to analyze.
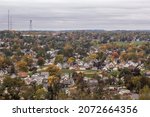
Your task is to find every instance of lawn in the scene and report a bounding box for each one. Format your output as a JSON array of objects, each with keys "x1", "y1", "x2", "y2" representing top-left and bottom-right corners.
[
  {"x1": 113, "y1": 41, "x2": 146, "y2": 46},
  {"x1": 61, "y1": 69, "x2": 100, "y2": 78}
]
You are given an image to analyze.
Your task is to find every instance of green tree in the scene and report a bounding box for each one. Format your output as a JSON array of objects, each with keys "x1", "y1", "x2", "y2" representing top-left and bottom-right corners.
[
  {"x1": 2, "y1": 77, "x2": 25, "y2": 99},
  {"x1": 19, "y1": 86, "x2": 35, "y2": 99},
  {"x1": 34, "y1": 88, "x2": 47, "y2": 100},
  {"x1": 37, "y1": 57, "x2": 45, "y2": 66},
  {"x1": 54, "y1": 54, "x2": 64, "y2": 64},
  {"x1": 131, "y1": 76, "x2": 142, "y2": 92},
  {"x1": 63, "y1": 43, "x2": 73, "y2": 57}
]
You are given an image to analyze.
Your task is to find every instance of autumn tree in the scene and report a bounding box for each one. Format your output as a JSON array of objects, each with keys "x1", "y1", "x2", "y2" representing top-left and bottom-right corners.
[
  {"x1": 46, "y1": 64, "x2": 61, "y2": 76},
  {"x1": 47, "y1": 75, "x2": 60, "y2": 99},
  {"x1": 16, "y1": 60, "x2": 28, "y2": 72},
  {"x1": 22, "y1": 55, "x2": 33, "y2": 67},
  {"x1": 67, "y1": 57, "x2": 75, "y2": 65},
  {"x1": 96, "y1": 51, "x2": 105, "y2": 60},
  {"x1": 74, "y1": 72, "x2": 86, "y2": 91},
  {"x1": 88, "y1": 53, "x2": 98, "y2": 61},
  {"x1": 139, "y1": 85, "x2": 150, "y2": 100},
  {"x1": 45, "y1": 64, "x2": 61, "y2": 99},
  {"x1": 111, "y1": 51, "x2": 119, "y2": 60},
  {"x1": 144, "y1": 57, "x2": 150, "y2": 69},
  {"x1": 120, "y1": 52, "x2": 128, "y2": 62},
  {"x1": 0, "y1": 55, "x2": 5, "y2": 70}
]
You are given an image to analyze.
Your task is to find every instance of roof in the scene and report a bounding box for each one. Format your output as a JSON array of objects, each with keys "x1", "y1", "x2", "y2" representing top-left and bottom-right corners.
[
  {"x1": 145, "y1": 71, "x2": 150, "y2": 76},
  {"x1": 119, "y1": 89, "x2": 131, "y2": 95},
  {"x1": 131, "y1": 93, "x2": 139, "y2": 100},
  {"x1": 18, "y1": 72, "x2": 28, "y2": 78}
]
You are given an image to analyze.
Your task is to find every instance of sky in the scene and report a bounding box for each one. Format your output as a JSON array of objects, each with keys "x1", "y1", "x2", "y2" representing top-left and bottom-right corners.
[{"x1": 0, "y1": 0, "x2": 150, "y2": 30}]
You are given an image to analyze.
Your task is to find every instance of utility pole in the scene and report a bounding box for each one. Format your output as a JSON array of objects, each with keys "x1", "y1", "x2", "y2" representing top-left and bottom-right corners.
[
  {"x1": 29, "y1": 20, "x2": 32, "y2": 31},
  {"x1": 10, "y1": 16, "x2": 12, "y2": 30}
]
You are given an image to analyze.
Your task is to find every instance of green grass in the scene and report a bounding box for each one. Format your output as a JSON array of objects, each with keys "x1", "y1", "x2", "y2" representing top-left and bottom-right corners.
[
  {"x1": 61, "y1": 69, "x2": 73, "y2": 74},
  {"x1": 61, "y1": 69, "x2": 100, "y2": 78},
  {"x1": 40, "y1": 66, "x2": 98, "y2": 77},
  {"x1": 113, "y1": 41, "x2": 146, "y2": 46}
]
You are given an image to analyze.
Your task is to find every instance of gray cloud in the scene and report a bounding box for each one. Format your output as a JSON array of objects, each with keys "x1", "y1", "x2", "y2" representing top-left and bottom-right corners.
[{"x1": 0, "y1": 0, "x2": 150, "y2": 30}]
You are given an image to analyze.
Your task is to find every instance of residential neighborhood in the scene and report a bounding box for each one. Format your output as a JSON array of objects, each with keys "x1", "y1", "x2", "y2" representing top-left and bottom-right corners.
[{"x1": 0, "y1": 30, "x2": 150, "y2": 100}]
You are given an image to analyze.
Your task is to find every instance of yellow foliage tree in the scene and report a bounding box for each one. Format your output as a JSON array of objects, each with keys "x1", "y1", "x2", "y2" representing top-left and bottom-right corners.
[
  {"x1": 67, "y1": 57, "x2": 75, "y2": 65},
  {"x1": 47, "y1": 75, "x2": 60, "y2": 99},
  {"x1": 22, "y1": 55, "x2": 33, "y2": 66},
  {"x1": 46, "y1": 64, "x2": 61, "y2": 76},
  {"x1": 0, "y1": 55, "x2": 5, "y2": 68},
  {"x1": 89, "y1": 53, "x2": 97, "y2": 61},
  {"x1": 48, "y1": 75, "x2": 60, "y2": 87},
  {"x1": 16, "y1": 61, "x2": 28, "y2": 72}
]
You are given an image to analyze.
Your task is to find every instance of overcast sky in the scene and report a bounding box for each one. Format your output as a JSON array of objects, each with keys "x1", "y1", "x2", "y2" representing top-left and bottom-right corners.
[{"x1": 0, "y1": 0, "x2": 150, "y2": 30}]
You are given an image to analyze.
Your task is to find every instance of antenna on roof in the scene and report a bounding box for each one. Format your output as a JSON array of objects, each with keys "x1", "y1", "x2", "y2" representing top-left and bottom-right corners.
[{"x1": 29, "y1": 20, "x2": 32, "y2": 31}]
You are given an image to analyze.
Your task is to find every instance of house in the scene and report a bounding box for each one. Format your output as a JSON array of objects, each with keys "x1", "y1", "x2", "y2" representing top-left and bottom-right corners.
[
  {"x1": 42, "y1": 78, "x2": 49, "y2": 88},
  {"x1": 0, "y1": 77, "x2": 4, "y2": 84},
  {"x1": 76, "y1": 60, "x2": 84, "y2": 66},
  {"x1": 57, "y1": 63, "x2": 63, "y2": 69},
  {"x1": 40, "y1": 72, "x2": 49, "y2": 78},
  {"x1": 0, "y1": 70, "x2": 8, "y2": 76},
  {"x1": 145, "y1": 71, "x2": 150, "y2": 78},
  {"x1": 79, "y1": 67, "x2": 86, "y2": 70},
  {"x1": 83, "y1": 63, "x2": 90, "y2": 69},
  {"x1": 60, "y1": 74, "x2": 75, "y2": 88},
  {"x1": 113, "y1": 67, "x2": 118, "y2": 71},
  {"x1": 130, "y1": 93, "x2": 139, "y2": 100},
  {"x1": 91, "y1": 67, "x2": 97, "y2": 70},
  {"x1": 119, "y1": 89, "x2": 131, "y2": 95},
  {"x1": 69, "y1": 66, "x2": 75, "y2": 70},
  {"x1": 11, "y1": 74, "x2": 17, "y2": 78},
  {"x1": 18, "y1": 72, "x2": 28, "y2": 78},
  {"x1": 60, "y1": 78, "x2": 75, "y2": 88},
  {"x1": 85, "y1": 78, "x2": 98, "y2": 87},
  {"x1": 24, "y1": 78, "x2": 32, "y2": 85},
  {"x1": 63, "y1": 63, "x2": 69, "y2": 69},
  {"x1": 109, "y1": 86, "x2": 117, "y2": 91}
]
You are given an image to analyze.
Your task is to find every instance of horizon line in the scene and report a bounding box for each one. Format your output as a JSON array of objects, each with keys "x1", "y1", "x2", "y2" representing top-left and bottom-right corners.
[{"x1": 1, "y1": 29, "x2": 150, "y2": 32}]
